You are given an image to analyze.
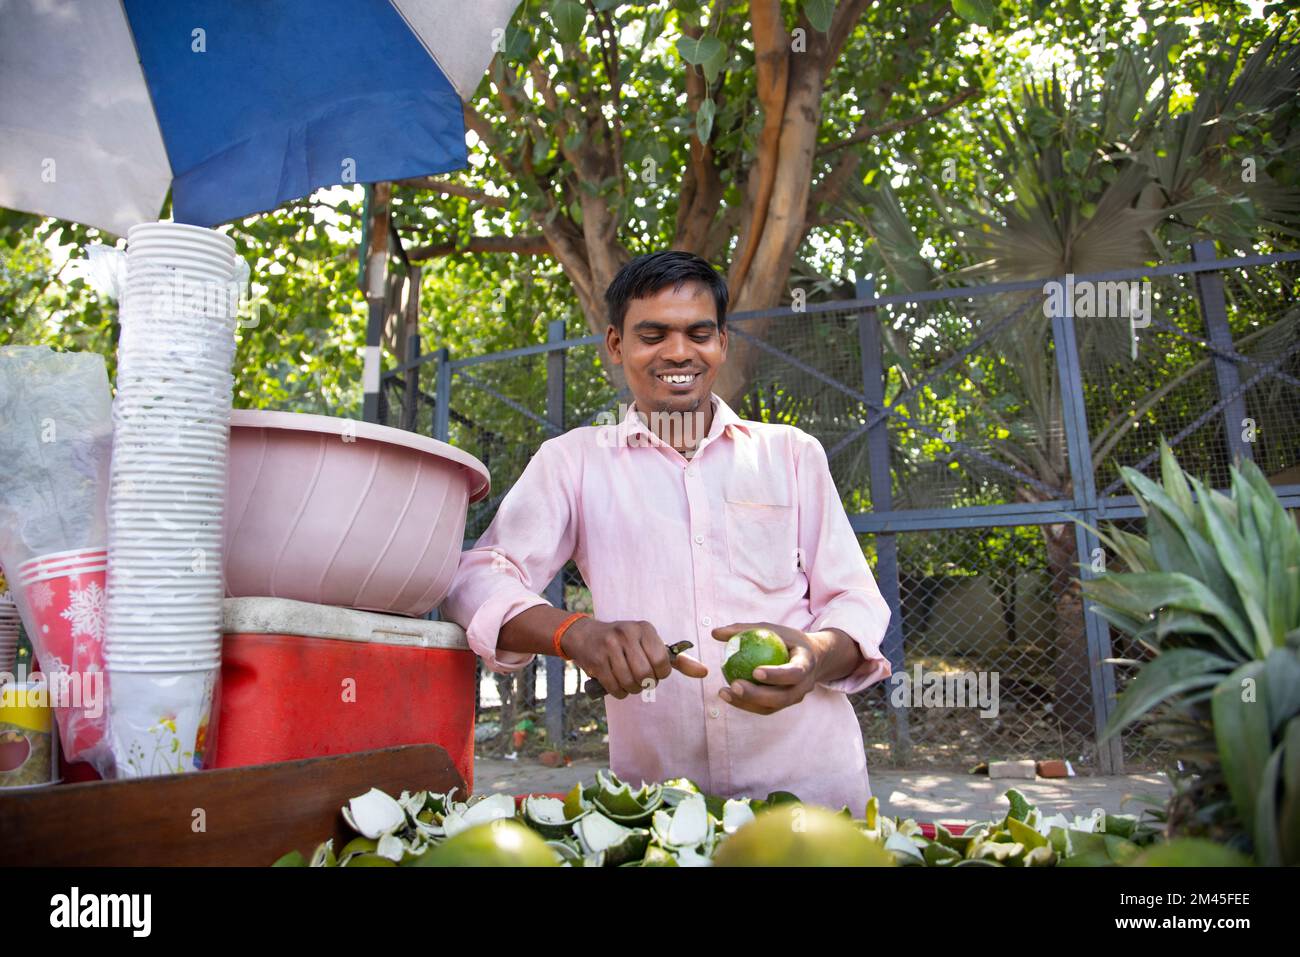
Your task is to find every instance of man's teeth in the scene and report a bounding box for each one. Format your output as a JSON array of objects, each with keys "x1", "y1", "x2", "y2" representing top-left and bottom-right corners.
[{"x1": 659, "y1": 373, "x2": 697, "y2": 384}]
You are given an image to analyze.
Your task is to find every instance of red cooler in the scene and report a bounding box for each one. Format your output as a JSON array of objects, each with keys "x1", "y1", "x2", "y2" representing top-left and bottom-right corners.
[{"x1": 212, "y1": 597, "x2": 476, "y2": 791}]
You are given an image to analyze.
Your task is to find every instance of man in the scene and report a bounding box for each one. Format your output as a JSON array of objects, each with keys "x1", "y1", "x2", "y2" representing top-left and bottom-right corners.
[{"x1": 441, "y1": 250, "x2": 892, "y2": 814}]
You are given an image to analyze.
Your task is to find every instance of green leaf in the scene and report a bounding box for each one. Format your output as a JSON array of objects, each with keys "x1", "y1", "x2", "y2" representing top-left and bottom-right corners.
[
  {"x1": 1087, "y1": 602, "x2": 1153, "y2": 640},
  {"x1": 1164, "y1": 439, "x2": 1190, "y2": 514},
  {"x1": 676, "y1": 34, "x2": 723, "y2": 66},
  {"x1": 1212, "y1": 660, "x2": 1273, "y2": 838},
  {"x1": 549, "y1": 0, "x2": 587, "y2": 44},
  {"x1": 1103, "y1": 525, "x2": 1154, "y2": 573},
  {"x1": 1280, "y1": 715, "x2": 1300, "y2": 865},
  {"x1": 803, "y1": 0, "x2": 835, "y2": 33},
  {"x1": 1255, "y1": 734, "x2": 1284, "y2": 866},
  {"x1": 1100, "y1": 648, "x2": 1230, "y2": 741},
  {"x1": 695, "y1": 98, "x2": 716, "y2": 143},
  {"x1": 1146, "y1": 509, "x2": 1200, "y2": 580},
  {"x1": 1128, "y1": 838, "x2": 1253, "y2": 867},
  {"x1": 500, "y1": 24, "x2": 534, "y2": 62},
  {"x1": 1117, "y1": 468, "x2": 1234, "y2": 600},
  {"x1": 1083, "y1": 570, "x2": 1251, "y2": 659},
  {"x1": 702, "y1": 40, "x2": 729, "y2": 84},
  {"x1": 1196, "y1": 480, "x2": 1271, "y2": 655},
  {"x1": 272, "y1": 850, "x2": 307, "y2": 867},
  {"x1": 1262, "y1": 649, "x2": 1300, "y2": 735},
  {"x1": 1156, "y1": 609, "x2": 1231, "y2": 650},
  {"x1": 952, "y1": 0, "x2": 1002, "y2": 28}
]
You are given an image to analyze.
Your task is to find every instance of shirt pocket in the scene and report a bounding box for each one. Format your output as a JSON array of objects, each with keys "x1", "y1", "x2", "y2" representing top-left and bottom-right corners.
[{"x1": 724, "y1": 497, "x2": 797, "y2": 592}]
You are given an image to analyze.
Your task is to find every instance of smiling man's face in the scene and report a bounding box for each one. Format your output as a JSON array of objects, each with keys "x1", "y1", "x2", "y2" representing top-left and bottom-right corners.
[{"x1": 606, "y1": 279, "x2": 727, "y2": 418}]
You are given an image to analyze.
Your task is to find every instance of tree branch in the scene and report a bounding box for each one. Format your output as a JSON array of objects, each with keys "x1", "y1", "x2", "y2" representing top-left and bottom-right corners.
[
  {"x1": 396, "y1": 177, "x2": 510, "y2": 208},
  {"x1": 406, "y1": 234, "x2": 553, "y2": 260},
  {"x1": 817, "y1": 86, "x2": 982, "y2": 155},
  {"x1": 823, "y1": 0, "x2": 873, "y2": 83},
  {"x1": 672, "y1": 18, "x2": 723, "y2": 251},
  {"x1": 806, "y1": 147, "x2": 862, "y2": 231},
  {"x1": 726, "y1": 0, "x2": 789, "y2": 297}
]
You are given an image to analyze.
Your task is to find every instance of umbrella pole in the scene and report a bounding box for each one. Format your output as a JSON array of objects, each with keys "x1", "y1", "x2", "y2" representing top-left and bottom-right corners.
[{"x1": 361, "y1": 182, "x2": 392, "y2": 424}]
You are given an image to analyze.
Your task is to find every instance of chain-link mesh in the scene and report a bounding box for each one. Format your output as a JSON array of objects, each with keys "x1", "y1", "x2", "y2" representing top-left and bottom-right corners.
[
  {"x1": 1083, "y1": 262, "x2": 1300, "y2": 495},
  {"x1": 848, "y1": 525, "x2": 1174, "y2": 771},
  {"x1": 380, "y1": 254, "x2": 1299, "y2": 774}
]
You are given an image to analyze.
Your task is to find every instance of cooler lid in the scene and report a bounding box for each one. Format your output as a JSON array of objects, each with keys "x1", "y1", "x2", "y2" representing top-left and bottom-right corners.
[{"x1": 222, "y1": 597, "x2": 469, "y2": 651}]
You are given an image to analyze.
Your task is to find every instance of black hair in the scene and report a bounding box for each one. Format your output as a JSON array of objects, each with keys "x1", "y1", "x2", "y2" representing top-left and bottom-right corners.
[{"x1": 604, "y1": 250, "x2": 729, "y2": 334}]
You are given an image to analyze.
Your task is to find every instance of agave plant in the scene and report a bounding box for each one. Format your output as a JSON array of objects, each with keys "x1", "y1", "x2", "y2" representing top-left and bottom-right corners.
[{"x1": 1082, "y1": 440, "x2": 1300, "y2": 865}]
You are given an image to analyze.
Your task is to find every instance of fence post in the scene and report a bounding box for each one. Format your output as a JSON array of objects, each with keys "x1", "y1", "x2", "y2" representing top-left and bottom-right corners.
[
  {"x1": 401, "y1": 332, "x2": 421, "y2": 433},
  {"x1": 433, "y1": 346, "x2": 451, "y2": 443},
  {"x1": 543, "y1": 319, "x2": 567, "y2": 749},
  {"x1": 1049, "y1": 279, "x2": 1122, "y2": 774},
  {"x1": 401, "y1": 264, "x2": 423, "y2": 433},
  {"x1": 1192, "y1": 240, "x2": 1253, "y2": 465},
  {"x1": 855, "y1": 276, "x2": 910, "y2": 762}
]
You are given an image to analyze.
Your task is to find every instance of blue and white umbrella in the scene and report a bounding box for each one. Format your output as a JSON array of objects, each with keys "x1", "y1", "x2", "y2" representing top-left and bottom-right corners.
[{"x1": 0, "y1": 0, "x2": 521, "y2": 235}]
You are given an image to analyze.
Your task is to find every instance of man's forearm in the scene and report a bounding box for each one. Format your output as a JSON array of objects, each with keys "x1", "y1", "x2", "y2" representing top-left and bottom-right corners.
[
  {"x1": 498, "y1": 604, "x2": 590, "y2": 657},
  {"x1": 808, "y1": 627, "x2": 867, "y2": 683}
]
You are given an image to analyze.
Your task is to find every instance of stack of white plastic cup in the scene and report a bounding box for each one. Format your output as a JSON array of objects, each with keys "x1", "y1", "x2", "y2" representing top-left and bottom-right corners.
[
  {"x1": 0, "y1": 573, "x2": 19, "y2": 675},
  {"x1": 105, "y1": 222, "x2": 240, "y2": 775}
]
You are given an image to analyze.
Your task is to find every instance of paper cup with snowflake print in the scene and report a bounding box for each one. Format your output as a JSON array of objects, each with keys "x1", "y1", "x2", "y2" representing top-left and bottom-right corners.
[
  {"x1": 107, "y1": 667, "x2": 218, "y2": 779},
  {"x1": 13, "y1": 552, "x2": 110, "y2": 765}
]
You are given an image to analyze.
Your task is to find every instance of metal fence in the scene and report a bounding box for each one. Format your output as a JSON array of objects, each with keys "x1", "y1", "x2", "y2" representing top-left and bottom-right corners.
[{"x1": 379, "y1": 243, "x2": 1300, "y2": 773}]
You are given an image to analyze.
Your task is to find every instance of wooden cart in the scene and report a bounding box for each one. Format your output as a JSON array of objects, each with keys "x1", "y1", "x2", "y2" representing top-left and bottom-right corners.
[{"x1": 0, "y1": 744, "x2": 464, "y2": 866}]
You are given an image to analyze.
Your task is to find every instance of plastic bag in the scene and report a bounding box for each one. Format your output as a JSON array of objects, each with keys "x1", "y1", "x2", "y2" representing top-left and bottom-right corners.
[{"x1": 0, "y1": 346, "x2": 114, "y2": 776}]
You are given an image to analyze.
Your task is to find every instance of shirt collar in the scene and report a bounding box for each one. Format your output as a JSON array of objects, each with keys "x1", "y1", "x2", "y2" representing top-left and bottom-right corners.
[{"x1": 617, "y1": 392, "x2": 752, "y2": 447}]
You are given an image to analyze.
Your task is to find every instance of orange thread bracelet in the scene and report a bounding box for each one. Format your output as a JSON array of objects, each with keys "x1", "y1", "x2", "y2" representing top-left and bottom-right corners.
[{"x1": 553, "y1": 611, "x2": 589, "y2": 660}]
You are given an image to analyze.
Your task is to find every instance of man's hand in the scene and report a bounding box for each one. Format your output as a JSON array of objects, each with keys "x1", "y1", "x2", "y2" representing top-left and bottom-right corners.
[
  {"x1": 710, "y1": 621, "x2": 861, "y2": 716},
  {"x1": 562, "y1": 618, "x2": 708, "y2": 699}
]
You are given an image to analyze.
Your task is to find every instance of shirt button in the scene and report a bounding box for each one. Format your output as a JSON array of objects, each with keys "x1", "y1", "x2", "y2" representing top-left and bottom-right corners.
[
  {"x1": 694, "y1": 534, "x2": 704, "y2": 545},
  {"x1": 701, "y1": 616, "x2": 711, "y2": 627},
  {"x1": 709, "y1": 707, "x2": 720, "y2": 719}
]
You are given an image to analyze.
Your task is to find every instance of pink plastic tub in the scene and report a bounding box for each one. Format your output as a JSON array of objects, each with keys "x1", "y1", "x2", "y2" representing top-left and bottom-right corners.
[{"x1": 222, "y1": 410, "x2": 489, "y2": 616}]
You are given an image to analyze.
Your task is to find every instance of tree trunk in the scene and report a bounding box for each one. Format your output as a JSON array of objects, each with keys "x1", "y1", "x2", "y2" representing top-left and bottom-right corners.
[
  {"x1": 1041, "y1": 521, "x2": 1096, "y2": 746},
  {"x1": 495, "y1": 672, "x2": 516, "y2": 748}
]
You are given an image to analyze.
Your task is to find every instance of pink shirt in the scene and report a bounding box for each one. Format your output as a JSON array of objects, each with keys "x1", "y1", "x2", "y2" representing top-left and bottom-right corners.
[{"x1": 441, "y1": 392, "x2": 893, "y2": 814}]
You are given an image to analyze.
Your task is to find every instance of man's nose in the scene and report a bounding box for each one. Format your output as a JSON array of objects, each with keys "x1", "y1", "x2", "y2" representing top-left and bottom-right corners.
[{"x1": 659, "y1": 333, "x2": 694, "y2": 363}]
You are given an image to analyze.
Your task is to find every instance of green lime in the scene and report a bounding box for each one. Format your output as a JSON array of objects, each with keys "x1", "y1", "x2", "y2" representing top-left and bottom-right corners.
[
  {"x1": 411, "y1": 821, "x2": 560, "y2": 867},
  {"x1": 713, "y1": 805, "x2": 894, "y2": 867},
  {"x1": 722, "y1": 628, "x2": 790, "y2": 685}
]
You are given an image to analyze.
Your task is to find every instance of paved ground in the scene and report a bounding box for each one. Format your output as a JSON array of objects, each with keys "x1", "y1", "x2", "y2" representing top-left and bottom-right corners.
[{"x1": 473, "y1": 756, "x2": 1171, "y2": 824}]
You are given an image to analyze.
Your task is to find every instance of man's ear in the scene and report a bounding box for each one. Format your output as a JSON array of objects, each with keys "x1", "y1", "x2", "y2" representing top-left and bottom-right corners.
[{"x1": 605, "y1": 322, "x2": 623, "y2": 365}]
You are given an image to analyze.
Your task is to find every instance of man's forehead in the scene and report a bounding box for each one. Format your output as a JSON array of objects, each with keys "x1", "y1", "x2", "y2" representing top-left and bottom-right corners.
[{"x1": 627, "y1": 288, "x2": 717, "y2": 326}]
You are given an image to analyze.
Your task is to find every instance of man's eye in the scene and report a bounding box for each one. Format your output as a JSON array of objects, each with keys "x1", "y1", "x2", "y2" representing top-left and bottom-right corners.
[{"x1": 641, "y1": 337, "x2": 663, "y2": 344}]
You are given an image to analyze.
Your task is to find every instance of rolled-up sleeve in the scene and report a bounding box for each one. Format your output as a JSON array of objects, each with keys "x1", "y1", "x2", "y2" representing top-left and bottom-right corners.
[
  {"x1": 794, "y1": 431, "x2": 893, "y2": 695},
  {"x1": 440, "y1": 438, "x2": 578, "y2": 673}
]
